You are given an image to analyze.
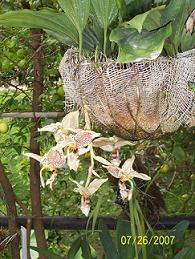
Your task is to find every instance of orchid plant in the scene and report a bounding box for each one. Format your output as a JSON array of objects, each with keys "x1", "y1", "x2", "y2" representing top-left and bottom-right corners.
[{"x1": 24, "y1": 110, "x2": 151, "y2": 216}]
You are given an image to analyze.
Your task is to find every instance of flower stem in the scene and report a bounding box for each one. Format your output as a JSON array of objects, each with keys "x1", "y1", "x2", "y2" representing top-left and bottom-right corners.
[{"x1": 85, "y1": 144, "x2": 94, "y2": 187}]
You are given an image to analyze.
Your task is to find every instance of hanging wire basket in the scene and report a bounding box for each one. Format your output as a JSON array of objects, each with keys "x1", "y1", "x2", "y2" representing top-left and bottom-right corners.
[{"x1": 59, "y1": 48, "x2": 195, "y2": 140}]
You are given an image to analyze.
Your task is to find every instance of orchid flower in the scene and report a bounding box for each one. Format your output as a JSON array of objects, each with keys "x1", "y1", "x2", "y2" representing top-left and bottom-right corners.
[
  {"x1": 24, "y1": 146, "x2": 66, "y2": 188},
  {"x1": 38, "y1": 110, "x2": 80, "y2": 144},
  {"x1": 39, "y1": 110, "x2": 100, "y2": 171},
  {"x1": 93, "y1": 136, "x2": 134, "y2": 166},
  {"x1": 93, "y1": 155, "x2": 151, "y2": 201},
  {"x1": 70, "y1": 177, "x2": 108, "y2": 216}
]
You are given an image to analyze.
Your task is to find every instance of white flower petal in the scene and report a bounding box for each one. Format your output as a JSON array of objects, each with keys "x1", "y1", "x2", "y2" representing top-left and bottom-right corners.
[
  {"x1": 69, "y1": 179, "x2": 85, "y2": 194},
  {"x1": 93, "y1": 155, "x2": 111, "y2": 166},
  {"x1": 40, "y1": 168, "x2": 45, "y2": 188},
  {"x1": 129, "y1": 171, "x2": 151, "y2": 181},
  {"x1": 58, "y1": 136, "x2": 75, "y2": 148},
  {"x1": 38, "y1": 123, "x2": 60, "y2": 133},
  {"x1": 46, "y1": 172, "x2": 57, "y2": 189},
  {"x1": 118, "y1": 182, "x2": 129, "y2": 200},
  {"x1": 103, "y1": 165, "x2": 121, "y2": 178},
  {"x1": 122, "y1": 156, "x2": 135, "y2": 172},
  {"x1": 91, "y1": 169, "x2": 100, "y2": 178},
  {"x1": 67, "y1": 150, "x2": 79, "y2": 171},
  {"x1": 84, "y1": 109, "x2": 91, "y2": 130},
  {"x1": 80, "y1": 197, "x2": 90, "y2": 216},
  {"x1": 24, "y1": 152, "x2": 43, "y2": 163},
  {"x1": 88, "y1": 178, "x2": 108, "y2": 195},
  {"x1": 62, "y1": 110, "x2": 79, "y2": 131},
  {"x1": 100, "y1": 145, "x2": 113, "y2": 152},
  {"x1": 78, "y1": 146, "x2": 90, "y2": 156},
  {"x1": 115, "y1": 139, "x2": 135, "y2": 149},
  {"x1": 74, "y1": 130, "x2": 100, "y2": 148},
  {"x1": 186, "y1": 9, "x2": 195, "y2": 34},
  {"x1": 111, "y1": 159, "x2": 121, "y2": 167},
  {"x1": 92, "y1": 137, "x2": 114, "y2": 148}
]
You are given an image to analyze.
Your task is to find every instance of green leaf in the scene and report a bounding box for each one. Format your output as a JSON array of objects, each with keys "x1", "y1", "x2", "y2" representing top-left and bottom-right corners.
[
  {"x1": 123, "y1": 5, "x2": 165, "y2": 33},
  {"x1": 172, "y1": 144, "x2": 186, "y2": 162},
  {"x1": 83, "y1": 22, "x2": 103, "y2": 52},
  {"x1": 45, "y1": 29, "x2": 74, "y2": 45},
  {"x1": 173, "y1": 248, "x2": 195, "y2": 259},
  {"x1": 91, "y1": 0, "x2": 118, "y2": 30},
  {"x1": 80, "y1": 237, "x2": 93, "y2": 259},
  {"x1": 126, "y1": 0, "x2": 154, "y2": 19},
  {"x1": 181, "y1": 31, "x2": 195, "y2": 52},
  {"x1": 115, "y1": 0, "x2": 127, "y2": 21},
  {"x1": 98, "y1": 219, "x2": 119, "y2": 259},
  {"x1": 169, "y1": 220, "x2": 189, "y2": 245},
  {"x1": 116, "y1": 219, "x2": 135, "y2": 259},
  {"x1": 0, "y1": 9, "x2": 78, "y2": 43},
  {"x1": 67, "y1": 236, "x2": 82, "y2": 259},
  {"x1": 30, "y1": 246, "x2": 62, "y2": 259},
  {"x1": 110, "y1": 23, "x2": 172, "y2": 63},
  {"x1": 161, "y1": 0, "x2": 184, "y2": 25},
  {"x1": 160, "y1": 0, "x2": 189, "y2": 55},
  {"x1": 58, "y1": 0, "x2": 90, "y2": 55},
  {"x1": 91, "y1": 0, "x2": 118, "y2": 53},
  {"x1": 143, "y1": 8, "x2": 162, "y2": 31},
  {"x1": 57, "y1": 0, "x2": 90, "y2": 33}
]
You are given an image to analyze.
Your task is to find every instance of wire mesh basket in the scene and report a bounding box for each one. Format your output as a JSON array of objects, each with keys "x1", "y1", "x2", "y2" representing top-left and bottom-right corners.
[{"x1": 59, "y1": 48, "x2": 195, "y2": 140}]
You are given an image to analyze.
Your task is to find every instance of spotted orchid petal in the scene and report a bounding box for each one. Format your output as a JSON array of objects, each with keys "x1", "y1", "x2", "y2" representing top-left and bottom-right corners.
[
  {"x1": 47, "y1": 147, "x2": 66, "y2": 169},
  {"x1": 74, "y1": 130, "x2": 100, "y2": 148},
  {"x1": 88, "y1": 178, "x2": 108, "y2": 195}
]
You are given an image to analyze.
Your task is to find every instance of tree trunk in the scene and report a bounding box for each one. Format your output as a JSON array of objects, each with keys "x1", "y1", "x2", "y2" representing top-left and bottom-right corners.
[
  {"x1": 29, "y1": 28, "x2": 47, "y2": 258},
  {"x1": 0, "y1": 161, "x2": 20, "y2": 259}
]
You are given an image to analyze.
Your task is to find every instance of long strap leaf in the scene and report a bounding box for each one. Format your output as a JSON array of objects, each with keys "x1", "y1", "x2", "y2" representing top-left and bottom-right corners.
[
  {"x1": 0, "y1": 9, "x2": 78, "y2": 43},
  {"x1": 99, "y1": 219, "x2": 119, "y2": 259}
]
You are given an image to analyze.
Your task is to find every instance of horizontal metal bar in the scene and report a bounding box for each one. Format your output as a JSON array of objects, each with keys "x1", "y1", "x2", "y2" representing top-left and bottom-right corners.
[
  {"x1": 0, "y1": 112, "x2": 65, "y2": 118},
  {"x1": 0, "y1": 216, "x2": 195, "y2": 230}
]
